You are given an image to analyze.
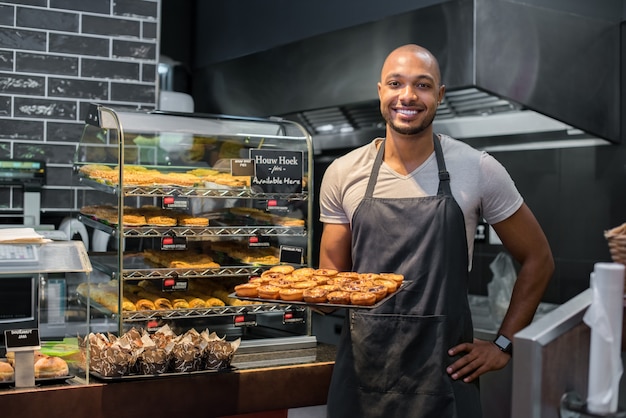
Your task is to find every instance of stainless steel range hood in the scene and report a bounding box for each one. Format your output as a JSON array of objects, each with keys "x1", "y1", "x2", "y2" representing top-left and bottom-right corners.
[{"x1": 193, "y1": 0, "x2": 622, "y2": 151}]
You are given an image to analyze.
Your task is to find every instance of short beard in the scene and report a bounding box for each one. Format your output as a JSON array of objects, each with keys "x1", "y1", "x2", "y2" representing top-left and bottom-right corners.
[{"x1": 384, "y1": 111, "x2": 436, "y2": 136}]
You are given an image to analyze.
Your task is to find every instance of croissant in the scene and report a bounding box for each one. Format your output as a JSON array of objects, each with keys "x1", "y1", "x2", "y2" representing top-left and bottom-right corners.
[
  {"x1": 206, "y1": 297, "x2": 225, "y2": 307},
  {"x1": 172, "y1": 299, "x2": 190, "y2": 309},
  {"x1": 154, "y1": 298, "x2": 173, "y2": 310},
  {"x1": 135, "y1": 299, "x2": 156, "y2": 310},
  {"x1": 122, "y1": 297, "x2": 136, "y2": 311}
]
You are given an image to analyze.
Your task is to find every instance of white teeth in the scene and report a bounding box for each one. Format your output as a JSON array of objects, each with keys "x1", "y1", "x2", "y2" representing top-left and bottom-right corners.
[{"x1": 396, "y1": 109, "x2": 417, "y2": 116}]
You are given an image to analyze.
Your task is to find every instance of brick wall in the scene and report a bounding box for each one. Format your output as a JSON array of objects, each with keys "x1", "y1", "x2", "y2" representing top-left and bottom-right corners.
[{"x1": 0, "y1": 0, "x2": 160, "y2": 223}]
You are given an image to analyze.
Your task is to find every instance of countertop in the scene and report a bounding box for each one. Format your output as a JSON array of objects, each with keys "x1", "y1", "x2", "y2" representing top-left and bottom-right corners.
[{"x1": 1, "y1": 343, "x2": 336, "y2": 418}]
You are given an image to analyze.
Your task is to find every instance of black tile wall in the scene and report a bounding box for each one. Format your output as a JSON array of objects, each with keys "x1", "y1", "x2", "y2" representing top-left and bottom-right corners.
[
  {"x1": 110, "y1": 82, "x2": 155, "y2": 102},
  {"x1": 0, "y1": 143, "x2": 9, "y2": 159},
  {"x1": 112, "y1": 39, "x2": 157, "y2": 60},
  {"x1": 48, "y1": 78, "x2": 108, "y2": 100},
  {"x1": 142, "y1": 63, "x2": 156, "y2": 82},
  {"x1": 143, "y1": 22, "x2": 157, "y2": 39},
  {"x1": 0, "y1": 72, "x2": 46, "y2": 95},
  {"x1": 49, "y1": 0, "x2": 111, "y2": 14},
  {"x1": 2, "y1": 0, "x2": 45, "y2": 7},
  {"x1": 49, "y1": 33, "x2": 110, "y2": 57},
  {"x1": 13, "y1": 97, "x2": 77, "y2": 119},
  {"x1": 81, "y1": 58, "x2": 139, "y2": 80},
  {"x1": 0, "y1": 95, "x2": 9, "y2": 116},
  {"x1": 114, "y1": 0, "x2": 159, "y2": 20},
  {"x1": 0, "y1": 28, "x2": 47, "y2": 51},
  {"x1": 0, "y1": 5, "x2": 14, "y2": 26},
  {"x1": 0, "y1": 51, "x2": 13, "y2": 70},
  {"x1": 82, "y1": 15, "x2": 141, "y2": 38},
  {"x1": 16, "y1": 7, "x2": 79, "y2": 32},
  {"x1": 16, "y1": 52, "x2": 79, "y2": 76},
  {"x1": 47, "y1": 121, "x2": 85, "y2": 143},
  {"x1": 0, "y1": 0, "x2": 159, "y2": 220},
  {"x1": 0, "y1": 118, "x2": 44, "y2": 140}
]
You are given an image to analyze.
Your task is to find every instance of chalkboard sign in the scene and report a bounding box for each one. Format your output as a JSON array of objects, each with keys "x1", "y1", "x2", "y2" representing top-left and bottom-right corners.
[
  {"x1": 231, "y1": 159, "x2": 255, "y2": 177},
  {"x1": 249, "y1": 150, "x2": 303, "y2": 193},
  {"x1": 4, "y1": 328, "x2": 40, "y2": 351},
  {"x1": 279, "y1": 245, "x2": 303, "y2": 264}
]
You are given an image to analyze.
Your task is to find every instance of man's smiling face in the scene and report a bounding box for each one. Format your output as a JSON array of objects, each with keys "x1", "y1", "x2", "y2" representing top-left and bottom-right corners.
[{"x1": 377, "y1": 46, "x2": 445, "y2": 136}]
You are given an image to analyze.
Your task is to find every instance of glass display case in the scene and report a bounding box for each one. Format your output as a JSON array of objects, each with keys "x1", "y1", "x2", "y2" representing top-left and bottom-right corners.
[
  {"x1": 70, "y1": 104, "x2": 315, "y2": 376},
  {"x1": 0, "y1": 240, "x2": 92, "y2": 387}
]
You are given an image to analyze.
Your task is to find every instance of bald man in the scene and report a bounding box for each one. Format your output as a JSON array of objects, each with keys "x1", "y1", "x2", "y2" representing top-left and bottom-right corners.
[{"x1": 319, "y1": 44, "x2": 553, "y2": 418}]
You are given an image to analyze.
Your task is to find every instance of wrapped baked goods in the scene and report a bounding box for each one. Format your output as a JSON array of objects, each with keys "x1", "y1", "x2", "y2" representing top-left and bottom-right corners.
[
  {"x1": 86, "y1": 332, "x2": 136, "y2": 377},
  {"x1": 83, "y1": 325, "x2": 239, "y2": 377},
  {"x1": 169, "y1": 329, "x2": 206, "y2": 373},
  {"x1": 202, "y1": 331, "x2": 240, "y2": 370},
  {"x1": 136, "y1": 332, "x2": 170, "y2": 375}
]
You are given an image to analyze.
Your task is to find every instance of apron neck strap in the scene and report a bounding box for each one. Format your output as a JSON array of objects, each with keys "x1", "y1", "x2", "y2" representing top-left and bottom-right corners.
[
  {"x1": 365, "y1": 134, "x2": 452, "y2": 198},
  {"x1": 433, "y1": 134, "x2": 452, "y2": 196}
]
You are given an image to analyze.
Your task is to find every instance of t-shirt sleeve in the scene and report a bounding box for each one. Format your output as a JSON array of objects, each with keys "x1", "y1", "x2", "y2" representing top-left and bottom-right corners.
[
  {"x1": 480, "y1": 152, "x2": 524, "y2": 224},
  {"x1": 319, "y1": 160, "x2": 351, "y2": 224}
]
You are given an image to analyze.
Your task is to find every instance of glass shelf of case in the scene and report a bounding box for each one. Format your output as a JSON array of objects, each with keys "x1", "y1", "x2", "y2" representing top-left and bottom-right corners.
[
  {"x1": 121, "y1": 303, "x2": 306, "y2": 322},
  {"x1": 89, "y1": 254, "x2": 267, "y2": 280},
  {"x1": 76, "y1": 175, "x2": 309, "y2": 201},
  {"x1": 78, "y1": 214, "x2": 306, "y2": 239}
]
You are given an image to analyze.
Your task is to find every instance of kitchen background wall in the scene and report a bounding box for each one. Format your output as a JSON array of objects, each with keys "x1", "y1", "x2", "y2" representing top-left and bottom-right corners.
[
  {"x1": 160, "y1": 0, "x2": 626, "y2": 305},
  {"x1": 0, "y1": 0, "x2": 160, "y2": 224},
  {"x1": 0, "y1": 0, "x2": 623, "y2": 307}
]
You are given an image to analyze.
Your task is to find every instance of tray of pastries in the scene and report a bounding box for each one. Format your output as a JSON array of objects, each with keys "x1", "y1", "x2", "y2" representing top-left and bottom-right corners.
[
  {"x1": 231, "y1": 266, "x2": 407, "y2": 309},
  {"x1": 79, "y1": 204, "x2": 210, "y2": 228},
  {"x1": 0, "y1": 352, "x2": 73, "y2": 387},
  {"x1": 83, "y1": 326, "x2": 239, "y2": 380}
]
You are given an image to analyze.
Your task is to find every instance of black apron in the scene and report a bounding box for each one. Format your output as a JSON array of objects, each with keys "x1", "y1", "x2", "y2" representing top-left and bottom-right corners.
[{"x1": 326, "y1": 135, "x2": 482, "y2": 418}]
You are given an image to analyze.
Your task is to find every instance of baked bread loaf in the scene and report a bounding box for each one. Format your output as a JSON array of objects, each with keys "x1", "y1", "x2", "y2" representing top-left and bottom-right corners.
[
  {"x1": 34, "y1": 356, "x2": 69, "y2": 378},
  {"x1": 0, "y1": 361, "x2": 14, "y2": 381}
]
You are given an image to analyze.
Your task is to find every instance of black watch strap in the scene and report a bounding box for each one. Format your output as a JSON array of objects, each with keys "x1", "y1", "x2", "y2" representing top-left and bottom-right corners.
[{"x1": 493, "y1": 334, "x2": 513, "y2": 354}]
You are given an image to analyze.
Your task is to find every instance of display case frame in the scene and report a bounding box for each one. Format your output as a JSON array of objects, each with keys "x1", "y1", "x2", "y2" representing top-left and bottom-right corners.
[{"x1": 72, "y1": 104, "x2": 315, "y2": 374}]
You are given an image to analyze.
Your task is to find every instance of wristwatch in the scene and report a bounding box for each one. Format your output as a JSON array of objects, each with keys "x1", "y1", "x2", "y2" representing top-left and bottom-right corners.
[{"x1": 493, "y1": 334, "x2": 513, "y2": 354}]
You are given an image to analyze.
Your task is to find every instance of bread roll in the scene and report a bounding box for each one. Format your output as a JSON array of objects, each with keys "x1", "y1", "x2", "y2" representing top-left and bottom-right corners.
[
  {"x1": 34, "y1": 356, "x2": 69, "y2": 378},
  {"x1": 0, "y1": 361, "x2": 14, "y2": 381}
]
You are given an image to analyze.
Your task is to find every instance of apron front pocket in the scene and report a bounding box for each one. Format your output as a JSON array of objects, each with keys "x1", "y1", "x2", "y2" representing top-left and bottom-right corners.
[{"x1": 350, "y1": 311, "x2": 453, "y2": 396}]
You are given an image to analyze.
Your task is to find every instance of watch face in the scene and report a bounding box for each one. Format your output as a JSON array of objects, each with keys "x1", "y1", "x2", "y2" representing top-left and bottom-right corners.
[{"x1": 494, "y1": 335, "x2": 512, "y2": 352}]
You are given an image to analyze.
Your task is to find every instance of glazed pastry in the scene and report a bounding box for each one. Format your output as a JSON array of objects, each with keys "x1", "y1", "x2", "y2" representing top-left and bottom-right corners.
[
  {"x1": 257, "y1": 285, "x2": 281, "y2": 299},
  {"x1": 350, "y1": 291, "x2": 377, "y2": 306},
  {"x1": 279, "y1": 288, "x2": 304, "y2": 301},
  {"x1": 303, "y1": 287, "x2": 328, "y2": 304},
  {"x1": 327, "y1": 291, "x2": 351, "y2": 305},
  {"x1": 268, "y1": 265, "x2": 295, "y2": 274},
  {"x1": 234, "y1": 283, "x2": 260, "y2": 298}
]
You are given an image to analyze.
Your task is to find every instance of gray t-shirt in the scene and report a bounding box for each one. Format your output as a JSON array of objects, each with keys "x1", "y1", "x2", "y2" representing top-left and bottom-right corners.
[{"x1": 319, "y1": 135, "x2": 523, "y2": 264}]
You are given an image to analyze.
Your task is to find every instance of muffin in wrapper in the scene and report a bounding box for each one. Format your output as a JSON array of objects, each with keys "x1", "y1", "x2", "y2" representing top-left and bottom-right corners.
[
  {"x1": 202, "y1": 331, "x2": 240, "y2": 370},
  {"x1": 137, "y1": 333, "x2": 170, "y2": 375},
  {"x1": 169, "y1": 329, "x2": 206, "y2": 372},
  {"x1": 86, "y1": 332, "x2": 136, "y2": 377},
  {"x1": 81, "y1": 325, "x2": 240, "y2": 377}
]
